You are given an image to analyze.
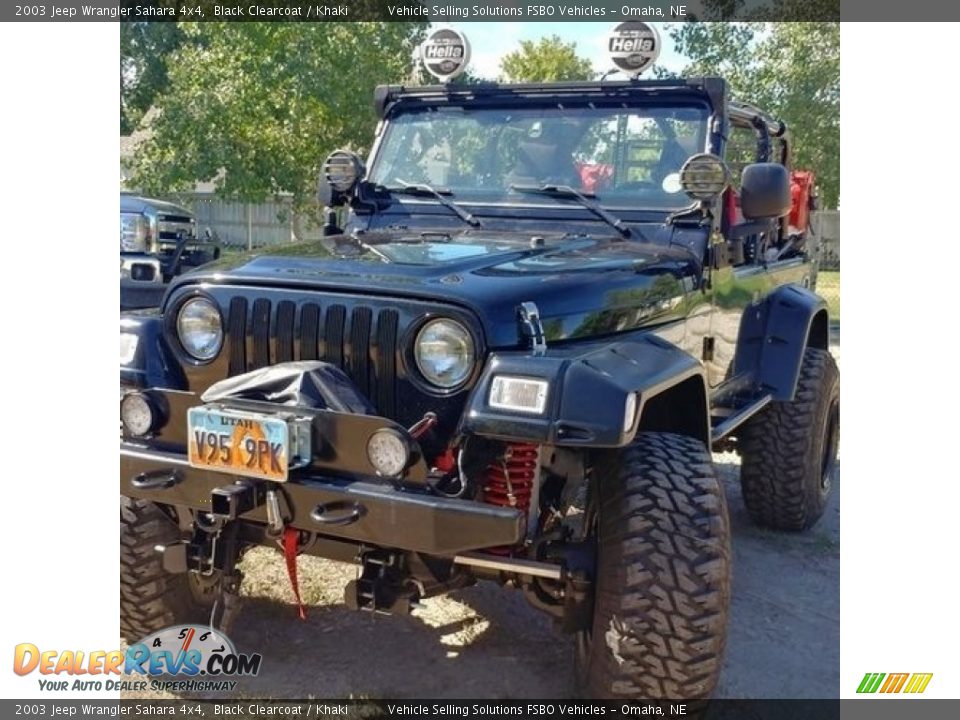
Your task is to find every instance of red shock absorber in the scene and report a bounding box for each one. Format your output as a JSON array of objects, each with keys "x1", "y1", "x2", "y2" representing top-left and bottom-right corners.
[{"x1": 482, "y1": 444, "x2": 540, "y2": 552}]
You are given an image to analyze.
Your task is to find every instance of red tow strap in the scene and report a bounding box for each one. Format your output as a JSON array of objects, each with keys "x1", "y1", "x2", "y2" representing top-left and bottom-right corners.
[{"x1": 283, "y1": 527, "x2": 307, "y2": 620}]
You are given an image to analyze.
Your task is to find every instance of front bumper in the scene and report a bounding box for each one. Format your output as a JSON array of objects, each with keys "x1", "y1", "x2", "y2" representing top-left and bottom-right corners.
[{"x1": 120, "y1": 443, "x2": 524, "y2": 556}]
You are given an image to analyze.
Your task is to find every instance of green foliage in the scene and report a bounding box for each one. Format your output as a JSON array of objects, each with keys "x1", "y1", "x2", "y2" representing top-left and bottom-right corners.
[
  {"x1": 499, "y1": 35, "x2": 594, "y2": 82},
  {"x1": 670, "y1": 22, "x2": 840, "y2": 208},
  {"x1": 120, "y1": 22, "x2": 186, "y2": 133},
  {"x1": 128, "y1": 22, "x2": 427, "y2": 209}
]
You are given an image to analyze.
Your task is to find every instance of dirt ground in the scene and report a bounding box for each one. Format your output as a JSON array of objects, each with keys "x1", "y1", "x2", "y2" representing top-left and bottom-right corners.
[{"x1": 122, "y1": 346, "x2": 840, "y2": 701}]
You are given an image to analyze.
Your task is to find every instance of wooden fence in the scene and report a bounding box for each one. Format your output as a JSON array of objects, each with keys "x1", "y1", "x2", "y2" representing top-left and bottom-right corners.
[
  {"x1": 165, "y1": 194, "x2": 324, "y2": 249},
  {"x1": 814, "y1": 210, "x2": 840, "y2": 269}
]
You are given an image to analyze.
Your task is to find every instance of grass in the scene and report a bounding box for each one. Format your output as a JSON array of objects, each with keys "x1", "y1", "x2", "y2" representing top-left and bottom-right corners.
[{"x1": 818, "y1": 270, "x2": 840, "y2": 323}]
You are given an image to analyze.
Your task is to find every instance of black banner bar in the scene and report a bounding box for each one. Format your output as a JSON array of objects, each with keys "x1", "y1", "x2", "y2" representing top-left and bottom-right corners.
[
  {"x1": 4, "y1": 699, "x2": 960, "y2": 720},
  {"x1": 0, "y1": 699, "x2": 845, "y2": 720},
  {"x1": 4, "y1": 1, "x2": 846, "y2": 23}
]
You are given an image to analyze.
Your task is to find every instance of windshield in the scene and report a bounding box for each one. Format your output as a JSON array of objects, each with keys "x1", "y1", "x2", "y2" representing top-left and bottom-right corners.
[{"x1": 369, "y1": 103, "x2": 709, "y2": 211}]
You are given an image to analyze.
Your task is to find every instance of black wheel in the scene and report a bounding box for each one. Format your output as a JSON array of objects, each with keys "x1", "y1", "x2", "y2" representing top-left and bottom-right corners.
[
  {"x1": 120, "y1": 496, "x2": 217, "y2": 641},
  {"x1": 739, "y1": 347, "x2": 840, "y2": 531},
  {"x1": 575, "y1": 432, "x2": 731, "y2": 700}
]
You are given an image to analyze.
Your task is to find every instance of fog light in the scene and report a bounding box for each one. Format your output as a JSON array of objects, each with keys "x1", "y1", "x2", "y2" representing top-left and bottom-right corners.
[
  {"x1": 121, "y1": 392, "x2": 156, "y2": 437},
  {"x1": 130, "y1": 263, "x2": 157, "y2": 282},
  {"x1": 489, "y1": 376, "x2": 549, "y2": 414},
  {"x1": 367, "y1": 428, "x2": 411, "y2": 477}
]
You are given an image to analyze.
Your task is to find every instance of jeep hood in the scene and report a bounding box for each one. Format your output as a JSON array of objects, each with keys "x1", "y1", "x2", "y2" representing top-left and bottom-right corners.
[{"x1": 172, "y1": 229, "x2": 705, "y2": 347}]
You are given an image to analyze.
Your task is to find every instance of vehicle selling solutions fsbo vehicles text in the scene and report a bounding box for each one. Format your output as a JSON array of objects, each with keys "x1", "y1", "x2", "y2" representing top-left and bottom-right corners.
[{"x1": 388, "y1": 5, "x2": 608, "y2": 18}]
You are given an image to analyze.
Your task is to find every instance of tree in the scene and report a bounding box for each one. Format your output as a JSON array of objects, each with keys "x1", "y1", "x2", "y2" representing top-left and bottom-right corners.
[
  {"x1": 669, "y1": 22, "x2": 840, "y2": 208},
  {"x1": 499, "y1": 36, "x2": 594, "y2": 83},
  {"x1": 121, "y1": 22, "x2": 186, "y2": 134},
  {"x1": 128, "y1": 22, "x2": 428, "y2": 216}
]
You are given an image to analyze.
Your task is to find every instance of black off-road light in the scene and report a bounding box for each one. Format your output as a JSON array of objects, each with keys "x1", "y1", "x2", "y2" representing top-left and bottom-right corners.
[{"x1": 679, "y1": 153, "x2": 731, "y2": 201}]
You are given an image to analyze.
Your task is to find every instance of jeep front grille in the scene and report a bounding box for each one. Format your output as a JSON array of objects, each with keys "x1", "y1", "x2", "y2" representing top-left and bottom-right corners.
[{"x1": 225, "y1": 297, "x2": 400, "y2": 419}]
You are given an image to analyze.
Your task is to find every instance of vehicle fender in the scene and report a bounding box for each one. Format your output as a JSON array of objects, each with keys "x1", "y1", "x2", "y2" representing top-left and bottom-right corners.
[
  {"x1": 458, "y1": 335, "x2": 709, "y2": 448},
  {"x1": 733, "y1": 284, "x2": 829, "y2": 401},
  {"x1": 120, "y1": 313, "x2": 187, "y2": 391}
]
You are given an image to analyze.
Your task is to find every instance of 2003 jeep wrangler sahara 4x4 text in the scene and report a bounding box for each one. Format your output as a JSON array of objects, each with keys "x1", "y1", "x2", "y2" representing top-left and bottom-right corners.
[{"x1": 119, "y1": 30, "x2": 837, "y2": 700}]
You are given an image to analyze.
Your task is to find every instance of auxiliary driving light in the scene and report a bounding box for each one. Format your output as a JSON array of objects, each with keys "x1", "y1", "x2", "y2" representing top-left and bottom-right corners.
[
  {"x1": 489, "y1": 376, "x2": 549, "y2": 414},
  {"x1": 121, "y1": 392, "x2": 156, "y2": 437},
  {"x1": 323, "y1": 150, "x2": 365, "y2": 193},
  {"x1": 679, "y1": 153, "x2": 731, "y2": 201},
  {"x1": 366, "y1": 428, "x2": 411, "y2": 478}
]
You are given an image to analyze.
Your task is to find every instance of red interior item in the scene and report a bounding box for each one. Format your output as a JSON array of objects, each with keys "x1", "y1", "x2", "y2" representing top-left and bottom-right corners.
[
  {"x1": 722, "y1": 187, "x2": 740, "y2": 234},
  {"x1": 576, "y1": 162, "x2": 614, "y2": 193},
  {"x1": 789, "y1": 170, "x2": 815, "y2": 230}
]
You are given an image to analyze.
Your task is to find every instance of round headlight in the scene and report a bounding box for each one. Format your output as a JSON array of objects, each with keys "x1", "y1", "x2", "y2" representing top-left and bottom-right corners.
[
  {"x1": 415, "y1": 318, "x2": 475, "y2": 389},
  {"x1": 367, "y1": 428, "x2": 411, "y2": 477},
  {"x1": 679, "y1": 153, "x2": 731, "y2": 201},
  {"x1": 177, "y1": 297, "x2": 223, "y2": 361}
]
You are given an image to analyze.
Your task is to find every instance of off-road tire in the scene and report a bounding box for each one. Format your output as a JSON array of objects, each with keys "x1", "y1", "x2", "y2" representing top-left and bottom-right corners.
[
  {"x1": 739, "y1": 347, "x2": 840, "y2": 531},
  {"x1": 575, "y1": 432, "x2": 731, "y2": 700},
  {"x1": 120, "y1": 496, "x2": 215, "y2": 641}
]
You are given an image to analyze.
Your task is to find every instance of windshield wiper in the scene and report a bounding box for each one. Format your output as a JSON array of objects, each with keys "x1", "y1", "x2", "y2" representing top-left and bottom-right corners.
[
  {"x1": 386, "y1": 179, "x2": 481, "y2": 228},
  {"x1": 509, "y1": 184, "x2": 632, "y2": 239}
]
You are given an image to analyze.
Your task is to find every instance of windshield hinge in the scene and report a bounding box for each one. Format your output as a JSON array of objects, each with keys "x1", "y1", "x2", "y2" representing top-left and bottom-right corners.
[{"x1": 518, "y1": 302, "x2": 547, "y2": 356}]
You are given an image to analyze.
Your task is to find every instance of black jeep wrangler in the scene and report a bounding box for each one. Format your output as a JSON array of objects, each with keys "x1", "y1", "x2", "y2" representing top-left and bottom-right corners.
[{"x1": 119, "y1": 76, "x2": 838, "y2": 699}]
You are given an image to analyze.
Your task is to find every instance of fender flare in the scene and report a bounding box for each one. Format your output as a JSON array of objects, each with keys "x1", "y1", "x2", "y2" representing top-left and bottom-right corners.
[
  {"x1": 458, "y1": 335, "x2": 710, "y2": 448},
  {"x1": 120, "y1": 313, "x2": 187, "y2": 391},
  {"x1": 733, "y1": 284, "x2": 829, "y2": 401}
]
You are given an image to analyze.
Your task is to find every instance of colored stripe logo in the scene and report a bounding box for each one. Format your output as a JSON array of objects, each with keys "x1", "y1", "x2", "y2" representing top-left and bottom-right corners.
[{"x1": 857, "y1": 672, "x2": 933, "y2": 694}]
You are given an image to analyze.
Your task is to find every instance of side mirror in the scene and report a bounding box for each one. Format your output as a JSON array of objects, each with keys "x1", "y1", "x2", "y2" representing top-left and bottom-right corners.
[
  {"x1": 740, "y1": 163, "x2": 791, "y2": 220},
  {"x1": 318, "y1": 150, "x2": 366, "y2": 208}
]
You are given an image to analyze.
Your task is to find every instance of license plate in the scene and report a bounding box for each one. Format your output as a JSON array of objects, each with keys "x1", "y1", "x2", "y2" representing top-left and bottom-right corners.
[{"x1": 187, "y1": 407, "x2": 310, "y2": 482}]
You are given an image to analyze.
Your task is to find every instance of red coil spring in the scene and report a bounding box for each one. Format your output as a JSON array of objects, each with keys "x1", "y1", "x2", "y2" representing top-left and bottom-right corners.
[{"x1": 482, "y1": 443, "x2": 539, "y2": 512}]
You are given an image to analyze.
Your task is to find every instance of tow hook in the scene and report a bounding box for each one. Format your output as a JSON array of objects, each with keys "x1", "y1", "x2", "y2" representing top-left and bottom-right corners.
[
  {"x1": 266, "y1": 489, "x2": 284, "y2": 535},
  {"x1": 262, "y1": 487, "x2": 308, "y2": 621}
]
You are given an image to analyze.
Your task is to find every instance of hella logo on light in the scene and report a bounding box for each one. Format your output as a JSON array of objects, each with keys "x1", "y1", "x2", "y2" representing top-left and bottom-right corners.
[{"x1": 424, "y1": 44, "x2": 463, "y2": 60}]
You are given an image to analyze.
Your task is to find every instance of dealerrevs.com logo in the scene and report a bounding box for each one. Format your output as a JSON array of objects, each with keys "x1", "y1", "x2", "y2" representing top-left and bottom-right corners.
[
  {"x1": 13, "y1": 625, "x2": 262, "y2": 692},
  {"x1": 857, "y1": 672, "x2": 933, "y2": 694}
]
